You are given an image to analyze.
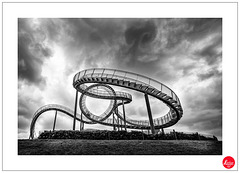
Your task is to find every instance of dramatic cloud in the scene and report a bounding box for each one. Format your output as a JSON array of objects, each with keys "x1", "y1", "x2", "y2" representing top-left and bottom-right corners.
[
  {"x1": 18, "y1": 18, "x2": 222, "y2": 140},
  {"x1": 18, "y1": 19, "x2": 53, "y2": 87}
]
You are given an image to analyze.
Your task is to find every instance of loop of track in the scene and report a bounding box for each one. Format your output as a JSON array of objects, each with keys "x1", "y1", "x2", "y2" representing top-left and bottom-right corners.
[
  {"x1": 29, "y1": 68, "x2": 183, "y2": 139},
  {"x1": 74, "y1": 68, "x2": 183, "y2": 129}
]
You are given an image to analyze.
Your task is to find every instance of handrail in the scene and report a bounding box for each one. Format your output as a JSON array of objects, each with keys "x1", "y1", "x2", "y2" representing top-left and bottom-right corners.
[
  {"x1": 73, "y1": 68, "x2": 181, "y2": 105},
  {"x1": 30, "y1": 68, "x2": 183, "y2": 139},
  {"x1": 73, "y1": 68, "x2": 183, "y2": 130}
]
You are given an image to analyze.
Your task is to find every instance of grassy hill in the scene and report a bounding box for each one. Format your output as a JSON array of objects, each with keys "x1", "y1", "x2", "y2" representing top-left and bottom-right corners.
[{"x1": 18, "y1": 139, "x2": 222, "y2": 155}]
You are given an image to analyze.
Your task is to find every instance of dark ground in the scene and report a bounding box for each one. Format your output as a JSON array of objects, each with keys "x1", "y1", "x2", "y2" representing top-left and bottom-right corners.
[{"x1": 18, "y1": 139, "x2": 222, "y2": 155}]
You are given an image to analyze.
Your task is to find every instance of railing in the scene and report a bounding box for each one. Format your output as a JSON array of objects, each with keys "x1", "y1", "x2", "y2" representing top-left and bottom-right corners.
[
  {"x1": 31, "y1": 68, "x2": 183, "y2": 139},
  {"x1": 73, "y1": 68, "x2": 181, "y2": 105},
  {"x1": 73, "y1": 68, "x2": 183, "y2": 128}
]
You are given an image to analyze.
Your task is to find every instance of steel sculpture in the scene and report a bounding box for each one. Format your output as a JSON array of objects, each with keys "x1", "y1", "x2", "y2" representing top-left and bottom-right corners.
[{"x1": 29, "y1": 68, "x2": 183, "y2": 139}]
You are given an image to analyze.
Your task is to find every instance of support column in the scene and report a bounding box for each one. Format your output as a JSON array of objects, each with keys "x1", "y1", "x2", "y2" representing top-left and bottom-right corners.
[
  {"x1": 79, "y1": 112, "x2": 81, "y2": 131},
  {"x1": 161, "y1": 128, "x2": 165, "y2": 135},
  {"x1": 116, "y1": 108, "x2": 122, "y2": 131},
  {"x1": 120, "y1": 119, "x2": 123, "y2": 131},
  {"x1": 122, "y1": 100, "x2": 127, "y2": 131},
  {"x1": 73, "y1": 90, "x2": 78, "y2": 130},
  {"x1": 116, "y1": 116, "x2": 119, "y2": 131},
  {"x1": 173, "y1": 129, "x2": 177, "y2": 140},
  {"x1": 113, "y1": 113, "x2": 116, "y2": 131},
  {"x1": 82, "y1": 122, "x2": 84, "y2": 130},
  {"x1": 53, "y1": 110, "x2": 57, "y2": 131},
  {"x1": 79, "y1": 119, "x2": 81, "y2": 131},
  {"x1": 80, "y1": 112, "x2": 84, "y2": 131},
  {"x1": 144, "y1": 93, "x2": 155, "y2": 135}
]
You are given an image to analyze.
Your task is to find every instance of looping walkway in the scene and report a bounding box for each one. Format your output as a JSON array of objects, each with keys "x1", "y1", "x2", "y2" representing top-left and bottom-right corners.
[{"x1": 29, "y1": 68, "x2": 183, "y2": 139}]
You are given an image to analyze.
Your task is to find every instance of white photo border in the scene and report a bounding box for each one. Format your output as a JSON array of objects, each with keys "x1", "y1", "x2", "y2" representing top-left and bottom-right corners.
[{"x1": 2, "y1": 2, "x2": 238, "y2": 171}]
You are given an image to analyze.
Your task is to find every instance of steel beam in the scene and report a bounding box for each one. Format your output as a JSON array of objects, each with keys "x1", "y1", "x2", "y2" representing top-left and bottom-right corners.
[
  {"x1": 80, "y1": 112, "x2": 82, "y2": 131},
  {"x1": 82, "y1": 122, "x2": 84, "y2": 130},
  {"x1": 113, "y1": 113, "x2": 116, "y2": 131},
  {"x1": 122, "y1": 100, "x2": 127, "y2": 131},
  {"x1": 173, "y1": 129, "x2": 177, "y2": 140},
  {"x1": 53, "y1": 110, "x2": 57, "y2": 131},
  {"x1": 73, "y1": 90, "x2": 78, "y2": 130},
  {"x1": 144, "y1": 93, "x2": 155, "y2": 135},
  {"x1": 162, "y1": 128, "x2": 165, "y2": 135},
  {"x1": 117, "y1": 116, "x2": 120, "y2": 131},
  {"x1": 120, "y1": 119, "x2": 123, "y2": 130},
  {"x1": 80, "y1": 112, "x2": 84, "y2": 131}
]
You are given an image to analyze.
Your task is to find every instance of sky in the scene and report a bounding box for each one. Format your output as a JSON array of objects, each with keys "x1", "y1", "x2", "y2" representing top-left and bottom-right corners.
[{"x1": 18, "y1": 18, "x2": 222, "y2": 139}]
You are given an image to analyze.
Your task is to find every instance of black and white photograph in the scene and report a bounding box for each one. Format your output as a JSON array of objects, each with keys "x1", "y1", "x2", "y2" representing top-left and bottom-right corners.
[
  {"x1": 18, "y1": 18, "x2": 222, "y2": 155},
  {"x1": 2, "y1": 2, "x2": 238, "y2": 171}
]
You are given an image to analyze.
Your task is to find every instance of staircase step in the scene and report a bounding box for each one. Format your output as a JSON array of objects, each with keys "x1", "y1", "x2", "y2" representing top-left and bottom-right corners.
[
  {"x1": 129, "y1": 82, "x2": 136, "y2": 87},
  {"x1": 135, "y1": 84, "x2": 142, "y2": 89},
  {"x1": 82, "y1": 78, "x2": 87, "y2": 82},
  {"x1": 169, "y1": 100, "x2": 178, "y2": 104},
  {"x1": 141, "y1": 85, "x2": 148, "y2": 91},
  {"x1": 107, "y1": 78, "x2": 113, "y2": 83},
  {"x1": 101, "y1": 77, "x2": 107, "y2": 82},
  {"x1": 86, "y1": 77, "x2": 91, "y2": 81},
  {"x1": 147, "y1": 87, "x2": 154, "y2": 93},
  {"x1": 91, "y1": 77, "x2": 97, "y2": 81},
  {"x1": 170, "y1": 100, "x2": 177, "y2": 104},
  {"x1": 96, "y1": 77, "x2": 102, "y2": 81},
  {"x1": 112, "y1": 79, "x2": 118, "y2": 84},
  {"x1": 164, "y1": 96, "x2": 172, "y2": 100},
  {"x1": 123, "y1": 81, "x2": 130, "y2": 86},
  {"x1": 158, "y1": 92, "x2": 167, "y2": 97},
  {"x1": 118, "y1": 80, "x2": 124, "y2": 85},
  {"x1": 153, "y1": 90, "x2": 161, "y2": 95}
]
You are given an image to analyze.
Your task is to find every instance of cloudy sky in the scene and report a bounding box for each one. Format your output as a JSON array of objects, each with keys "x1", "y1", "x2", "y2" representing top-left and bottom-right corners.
[{"x1": 18, "y1": 18, "x2": 222, "y2": 139}]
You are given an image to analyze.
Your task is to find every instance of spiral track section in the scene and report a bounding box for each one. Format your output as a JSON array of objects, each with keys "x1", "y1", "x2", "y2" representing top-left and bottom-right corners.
[
  {"x1": 74, "y1": 68, "x2": 183, "y2": 128},
  {"x1": 29, "y1": 68, "x2": 183, "y2": 139}
]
